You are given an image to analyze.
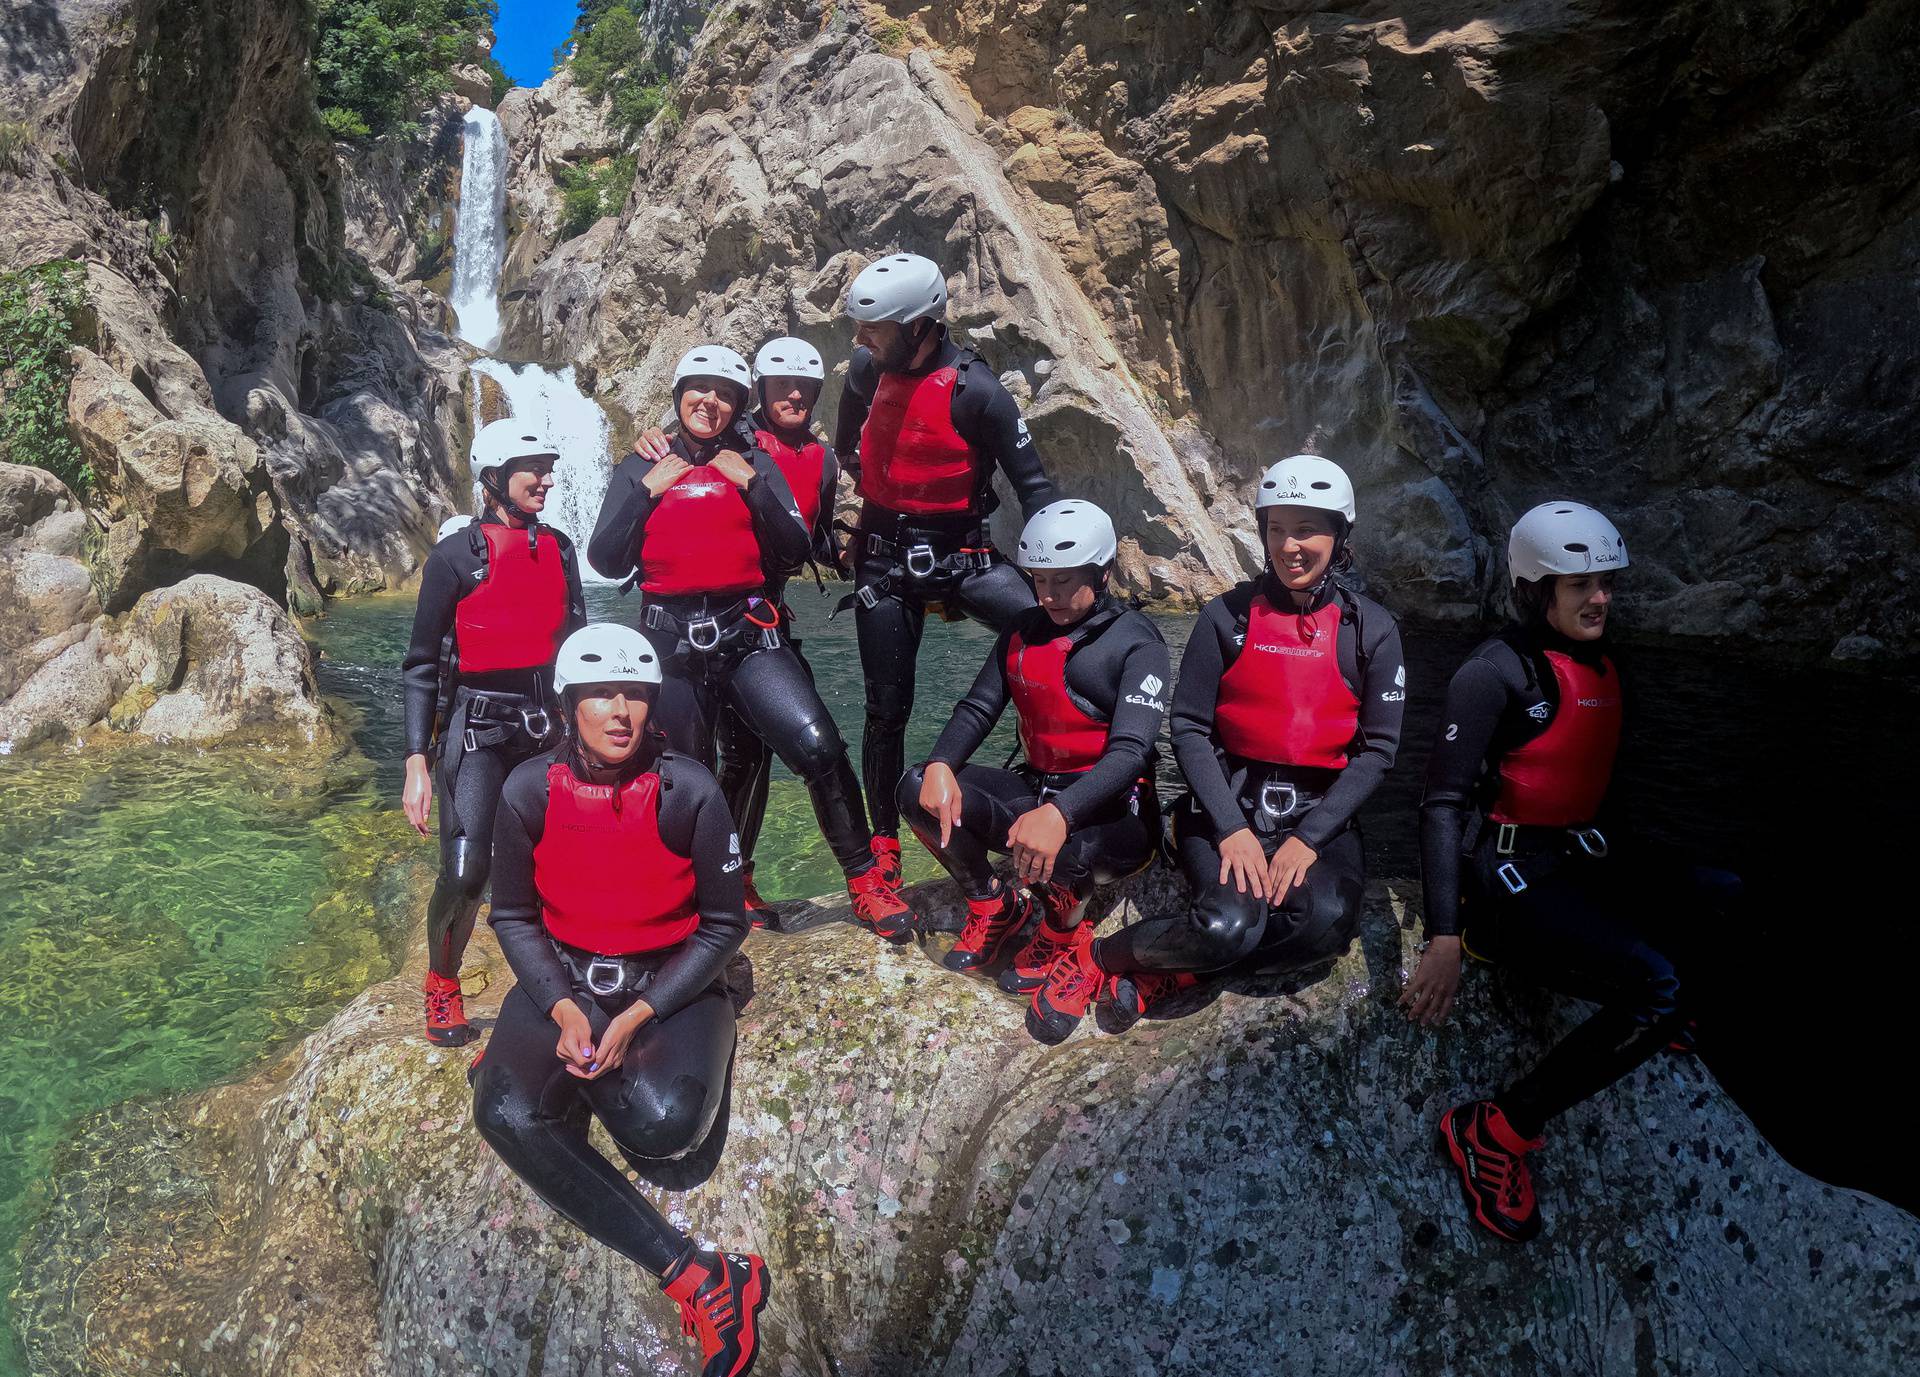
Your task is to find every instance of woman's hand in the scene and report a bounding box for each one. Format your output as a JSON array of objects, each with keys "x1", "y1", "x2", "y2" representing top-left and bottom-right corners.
[
  {"x1": 1400, "y1": 936, "x2": 1463, "y2": 1028},
  {"x1": 641, "y1": 455, "x2": 692, "y2": 497},
  {"x1": 1217, "y1": 827, "x2": 1270, "y2": 900},
  {"x1": 570, "y1": 999, "x2": 654, "y2": 1080},
  {"x1": 1008, "y1": 802, "x2": 1068, "y2": 886},
  {"x1": 551, "y1": 998, "x2": 595, "y2": 1070},
  {"x1": 918, "y1": 763, "x2": 962, "y2": 848},
  {"x1": 402, "y1": 754, "x2": 433, "y2": 836},
  {"x1": 710, "y1": 450, "x2": 755, "y2": 489},
  {"x1": 1265, "y1": 835, "x2": 1318, "y2": 898},
  {"x1": 631, "y1": 427, "x2": 673, "y2": 461}
]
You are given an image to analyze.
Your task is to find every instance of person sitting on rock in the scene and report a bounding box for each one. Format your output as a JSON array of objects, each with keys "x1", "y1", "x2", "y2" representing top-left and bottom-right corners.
[
  {"x1": 400, "y1": 421, "x2": 586, "y2": 1047},
  {"x1": 834, "y1": 252, "x2": 1058, "y2": 890},
  {"x1": 630, "y1": 336, "x2": 848, "y2": 928},
  {"x1": 588, "y1": 343, "x2": 912, "y2": 940},
  {"x1": 897, "y1": 500, "x2": 1169, "y2": 997},
  {"x1": 1402, "y1": 501, "x2": 1741, "y2": 1244},
  {"x1": 1030, "y1": 456, "x2": 1405, "y2": 1045},
  {"x1": 474, "y1": 623, "x2": 768, "y2": 1377}
]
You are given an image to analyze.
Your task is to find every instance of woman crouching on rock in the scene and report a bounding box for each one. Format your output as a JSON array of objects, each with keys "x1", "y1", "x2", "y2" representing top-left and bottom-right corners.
[
  {"x1": 1031, "y1": 457, "x2": 1405, "y2": 1044},
  {"x1": 897, "y1": 500, "x2": 1169, "y2": 1008},
  {"x1": 473, "y1": 623, "x2": 768, "y2": 1377},
  {"x1": 1404, "y1": 502, "x2": 1740, "y2": 1244}
]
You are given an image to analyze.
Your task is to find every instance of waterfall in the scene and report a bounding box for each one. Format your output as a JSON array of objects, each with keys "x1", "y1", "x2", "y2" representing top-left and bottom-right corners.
[
  {"x1": 450, "y1": 109, "x2": 617, "y2": 577},
  {"x1": 471, "y1": 358, "x2": 618, "y2": 581},
  {"x1": 449, "y1": 108, "x2": 508, "y2": 350}
]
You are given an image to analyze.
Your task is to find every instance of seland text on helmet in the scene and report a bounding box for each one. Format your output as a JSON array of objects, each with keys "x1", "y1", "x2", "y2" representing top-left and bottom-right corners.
[
  {"x1": 843, "y1": 253, "x2": 947, "y2": 324},
  {"x1": 553, "y1": 623, "x2": 663, "y2": 696},
  {"x1": 1507, "y1": 501, "x2": 1629, "y2": 585},
  {"x1": 1016, "y1": 500, "x2": 1119, "y2": 572},
  {"x1": 1254, "y1": 455, "x2": 1357, "y2": 524}
]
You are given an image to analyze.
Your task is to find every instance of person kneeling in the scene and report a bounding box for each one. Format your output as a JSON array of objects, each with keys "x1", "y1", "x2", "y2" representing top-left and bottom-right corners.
[
  {"x1": 473, "y1": 624, "x2": 768, "y2": 1376},
  {"x1": 897, "y1": 501, "x2": 1169, "y2": 1034}
]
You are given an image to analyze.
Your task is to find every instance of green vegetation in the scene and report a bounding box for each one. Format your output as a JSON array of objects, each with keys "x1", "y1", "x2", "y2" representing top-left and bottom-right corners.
[
  {"x1": 556, "y1": 155, "x2": 637, "y2": 239},
  {"x1": 483, "y1": 54, "x2": 513, "y2": 106},
  {"x1": 0, "y1": 120, "x2": 33, "y2": 171},
  {"x1": 873, "y1": 16, "x2": 912, "y2": 53},
  {"x1": 564, "y1": 1, "x2": 676, "y2": 143},
  {"x1": 311, "y1": 0, "x2": 499, "y2": 139},
  {"x1": 0, "y1": 260, "x2": 89, "y2": 497}
]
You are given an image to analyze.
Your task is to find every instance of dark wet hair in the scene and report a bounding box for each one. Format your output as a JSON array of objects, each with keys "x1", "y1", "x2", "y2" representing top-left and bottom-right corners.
[{"x1": 1511, "y1": 575, "x2": 1556, "y2": 625}]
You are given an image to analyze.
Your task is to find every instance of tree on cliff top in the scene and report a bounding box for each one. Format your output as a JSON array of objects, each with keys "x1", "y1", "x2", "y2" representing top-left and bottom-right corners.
[
  {"x1": 562, "y1": 1, "x2": 674, "y2": 144},
  {"x1": 312, "y1": 0, "x2": 500, "y2": 140}
]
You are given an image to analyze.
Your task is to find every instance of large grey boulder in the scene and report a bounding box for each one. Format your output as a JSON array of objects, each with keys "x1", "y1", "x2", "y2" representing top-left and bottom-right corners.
[{"x1": 16, "y1": 875, "x2": 1915, "y2": 1375}]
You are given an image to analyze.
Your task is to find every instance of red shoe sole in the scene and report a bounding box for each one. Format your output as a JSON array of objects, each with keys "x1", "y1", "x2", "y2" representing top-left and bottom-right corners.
[{"x1": 1436, "y1": 1114, "x2": 1539, "y2": 1244}]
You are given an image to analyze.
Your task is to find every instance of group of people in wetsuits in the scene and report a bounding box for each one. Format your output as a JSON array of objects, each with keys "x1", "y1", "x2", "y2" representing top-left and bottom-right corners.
[{"x1": 399, "y1": 250, "x2": 1734, "y2": 1376}]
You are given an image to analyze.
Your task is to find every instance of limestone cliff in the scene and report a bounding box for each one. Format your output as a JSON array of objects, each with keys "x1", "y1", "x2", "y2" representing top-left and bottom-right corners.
[
  {"x1": 499, "y1": 0, "x2": 1919, "y2": 651},
  {"x1": 16, "y1": 875, "x2": 1916, "y2": 1375}
]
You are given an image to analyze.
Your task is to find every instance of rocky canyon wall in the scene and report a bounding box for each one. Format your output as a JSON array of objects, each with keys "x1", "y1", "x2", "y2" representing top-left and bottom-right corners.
[{"x1": 499, "y1": 0, "x2": 1918, "y2": 651}]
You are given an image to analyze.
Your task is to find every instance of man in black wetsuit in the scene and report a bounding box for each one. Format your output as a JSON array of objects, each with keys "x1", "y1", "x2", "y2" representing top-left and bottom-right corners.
[
  {"x1": 896, "y1": 500, "x2": 1169, "y2": 993},
  {"x1": 400, "y1": 420, "x2": 587, "y2": 1045},
  {"x1": 835, "y1": 252, "x2": 1058, "y2": 886}
]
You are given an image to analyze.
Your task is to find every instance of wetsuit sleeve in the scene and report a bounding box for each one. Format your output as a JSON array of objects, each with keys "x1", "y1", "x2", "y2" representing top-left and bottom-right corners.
[
  {"x1": 644, "y1": 760, "x2": 749, "y2": 1022},
  {"x1": 1418, "y1": 655, "x2": 1512, "y2": 938},
  {"x1": 558, "y1": 533, "x2": 588, "y2": 635},
  {"x1": 741, "y1": 446, "x2": 813, "y2": 572},
  {"x1": 952, "y1": 366, "x2": 1056, "y2": 519},
  {"x1": 588, "y1": 453, "x2": 658, "y2": 581},
  {"x1": 401, "y1": 547, "x2": 462, "y2": 759},
  {"x1": 1051, "y1": 630, "x2": 1170, "y2": 832},
  {"x1": 811, "y1": 443, "x2": 842, "y2": 566},
  {"x1": 488, "y1": 762, "x2": 577, "y2": 1016},
  {"x1": 1296, "y1": 613, "x2": 1404, "y2": 851},
  {"x1": 833, "y1": 349, "x2": 878, "y2": 478},
  {"x1": 1170, "y1": 602, "x2": 1248, "y2": 840},
  {"x1": 927, "y1": 627, "x2": 1016, "y2": 768}
]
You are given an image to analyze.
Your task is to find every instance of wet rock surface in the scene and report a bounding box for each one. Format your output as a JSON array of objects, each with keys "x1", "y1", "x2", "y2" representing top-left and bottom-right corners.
[{"x1": 16, "y1": 874, "x2": 1916, "y2": 1375}]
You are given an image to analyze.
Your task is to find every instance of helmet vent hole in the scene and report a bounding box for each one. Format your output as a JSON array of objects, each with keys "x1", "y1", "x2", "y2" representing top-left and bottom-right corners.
[
  {"x1": 1311, "y1": 481, "x2": 1330, "y2": 489},
  {"x1": 1555, "y1": 507, "x2": 1574, "y2": 514},
  {"x1": 1564, "y1": 542, "x2": 1589, "y2": 553},
  {"x1": 581, "y1": 653, "x2": 602, "y2": 663}
]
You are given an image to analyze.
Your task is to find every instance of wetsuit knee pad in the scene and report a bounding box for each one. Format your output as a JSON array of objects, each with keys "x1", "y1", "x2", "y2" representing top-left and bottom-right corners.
[
  {"x1": 606, "y1": 1088, "x2": 713, "y2": 1163},
  {"x1": 470, "y1": 1067, "x2": 538, "y2": 1155},
  {"x1": 895, "y1": 766, "x2": 931, "y2": 822},
  {"x1": 448, "y1": 835, "x2": 491, "y2": 899},
  {"x1": 1191, "y1": 896, "x2": 1266, "y2": 968},
  {"x1": 782, "y1": 714, "x2": 849, "y2": 782}
]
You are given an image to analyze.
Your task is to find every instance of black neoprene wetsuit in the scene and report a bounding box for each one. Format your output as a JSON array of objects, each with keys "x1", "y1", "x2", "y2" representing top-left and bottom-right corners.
[
  {"x1": 1420, "y1": 625, "x2": 1740, "y2": 1138},
  {"x1": 400, "y1": 516, "x2": 586, "y2": 978},
  {"x1": 473, "y1": 741, "x2": 747, "y2": 1274},
  {"x1": 1094, "y1": 575, "x2": 1404, "y2": 977},
  {"x1": 833, "y1": 330, "x2": 1058, "y2": 838},
  {"x1": 897, "y1": 597, "x2": 1170, "y2": 904}
]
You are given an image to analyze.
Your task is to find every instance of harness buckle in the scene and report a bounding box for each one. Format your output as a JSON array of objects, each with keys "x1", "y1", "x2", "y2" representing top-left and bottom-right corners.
[
  {"x1": 463, "y1": 727, "x2": 479, "y2": 753},
  {"x1": 519, "y1": 707, "x2": 552, "y2": 741},
  {"x1": 1572, "y1": 827, "x2": 1609, "y2": 859},
  {"x1": 856, "y1": 583, "x2": 883, "y2": 610},
  {"x1": 1496, "y1": 862, "x2": 1529, "y2": 896},
  {"x1": 686, "y1": 616, "x2": 722, "y2": 652},
  {"x1": 1494, "y1": 822, "x2": 1520, "y2": 857},
  {"x1": 583, "y1": 957, "x2": 627, "y2": 997},
  {"x1": 1259, "y1": 781, "x2": 1300, "y2": 819},
  {"x1": 905, "y1": 544, "x2": 938, "y2": 578}
]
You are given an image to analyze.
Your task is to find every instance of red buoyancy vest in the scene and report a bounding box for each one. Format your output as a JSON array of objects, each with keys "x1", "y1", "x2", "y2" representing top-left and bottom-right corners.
[
  {"x1": 534, "y1": 762, "x2": 699, "y2": 954},
  {"x1": 857, "y1": 366, "x2": 976, "y2": 514},
  {"x1": 454, "y1": 523, "x2": 570, "y2": 673},
  {"x1": 1006, "y1": 630, "x2": 1110, "y2": 773},
  {"x1": 757, "y1": 429, "x2": 828, "y2": 533},
  {"x1": 1490, "y1": 650, "x2": 1623, "y2": 827},
  {"x1": 1214, "y1": 597, "x2": 1359, "y2": 768},
  {"x1": 640, "y1": 465, "x2": 765, "y2": 596}
]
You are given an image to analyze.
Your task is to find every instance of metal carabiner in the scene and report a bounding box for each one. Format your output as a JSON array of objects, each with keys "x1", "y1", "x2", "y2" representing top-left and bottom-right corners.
[
  {"x1": 1572, "y1": 827, "x2": 1609, "y2": 859},
  {"x1": 519, "y1": 707, "x2": 552, "y2": 741},
  {"x1": 686, "y1": 617, "x2": 722, "y2": 653},
  {"x1": 1259, "y1": 781, "x2": 1299, "y2": 819},
  {"x1": 905, "y1": 544, "x2": 938, "y2": 579},
  {"x1": 584, "y1": 957, "x2": 627, "y2": 997}
]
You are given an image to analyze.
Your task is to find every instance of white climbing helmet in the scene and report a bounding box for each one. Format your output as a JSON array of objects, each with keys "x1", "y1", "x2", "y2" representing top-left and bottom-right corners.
[
  {"x1": 1508, "y1": 501, "x2": 1629, "y2": 585},
  {"x1": 671, "y1": 344, "x2": 752, "y2": 397},
  {"x1": 553, "y1": 624, "x2": 663, "y2": 694},
  {"x1": 843, "y1": 253, "x2": 947, "y2": 324},
  {"x1": 1254, "y1": 455, "x2": 1357, "y2": 525},
  {"x1": 436, "y1": 515, "x2": 472, "y2": 542},
  {"x1": 751, "y1": 336, "x2": 825, "y2": 383},
  {"x1": 470, "y1": 418, "x2": 559, "y2": 474},
  {"x1": 1016, "y1": 500, "x2": 1118, "y2": 571}
]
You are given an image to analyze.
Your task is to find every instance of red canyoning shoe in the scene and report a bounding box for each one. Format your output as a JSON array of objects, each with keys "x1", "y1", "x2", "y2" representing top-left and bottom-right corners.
[
  {"x1": 1437, "y1": 1100, "x2": 1545, "y2": 1243},
  {"x1": 847, "y1": 864, "x2": 914, "y2": 944},
  {"x1": 1100, "y1": 968, "x2": 1199, "y2": 1033},
  {"x1": 868, "y1": 834, "x2": 903, "y2": 888},
  {"x1": 944, "y1": 889, "x2": 1032, "y2": 974},
  {"x1": 741, "y1": 865, "x2": 776, "y2": 930},
  {"x1": 661, "y1": 1246, "x2": 770, "y2": 1377},
  {"x1": 1027, "y1": 941, "x2": 1111, "y2": 1046},
  {"x1": 997, "y1": 910, "x2": 1088, "y2": 995},
  {"x1": 423, "y1": 970, "x2": 477, "y2": 1047}
]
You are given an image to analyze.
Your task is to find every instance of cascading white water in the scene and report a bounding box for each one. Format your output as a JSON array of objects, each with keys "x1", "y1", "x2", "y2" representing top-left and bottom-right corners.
[
  {"x1": 470, "y1": 358, "x2": 617, "y2": 578},
  {"x1": 449, "y1": 108, "x2": 508, "y2": 350},
  {"x1": 449, "y1": 109, "x2": 617, "y2": 575}
]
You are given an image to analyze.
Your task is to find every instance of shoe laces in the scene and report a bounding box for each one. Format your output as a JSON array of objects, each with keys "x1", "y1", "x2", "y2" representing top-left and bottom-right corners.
[
  {"x1": 1044, "y1": 947, "x2": 1104, "y2": 1006},
  {"x1": 679, "y1": 1276, "x2": 737, "y2": 1345},
  {"x1": 1471, "y1": 1127, "x2": 1527, "y2": 1212},
  {"x1": 958, "y1": 895, "x2": 1019, "y2": 948},
  {"x1": 425, "y1": 984, "x2": 462, "y2": 1023},
  {"x1": 1020, "y1": 922, "x2": 1075, "y2": 972},
  {"x1": 850, "y1": 870, "x2": 906, "y2": 921}
]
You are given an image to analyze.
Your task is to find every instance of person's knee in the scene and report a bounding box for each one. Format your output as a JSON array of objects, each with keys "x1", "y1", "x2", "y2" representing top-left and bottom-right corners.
[
  {"x1": 608, "y1": 1076, "x2": 715, "y2": 1162},
  {"x1": 448, "y1": 835, "x2": 490, "y2": 900},
  {"x1": 1191, "y1": 895, "x2": 1265, "y2": 967},
  {"x1": 782, "y1": 712, "x2": 848, "y2": 782},
  {"x1": 1630, "y1": 950, "x2": 1683, "y2": 1025},
  {"x1": 472, "y1": 1067, "x2": 536, "y2": 1160},
  {"x1": 896, "y1": 766, "x2": 931, "y2": 824}
]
